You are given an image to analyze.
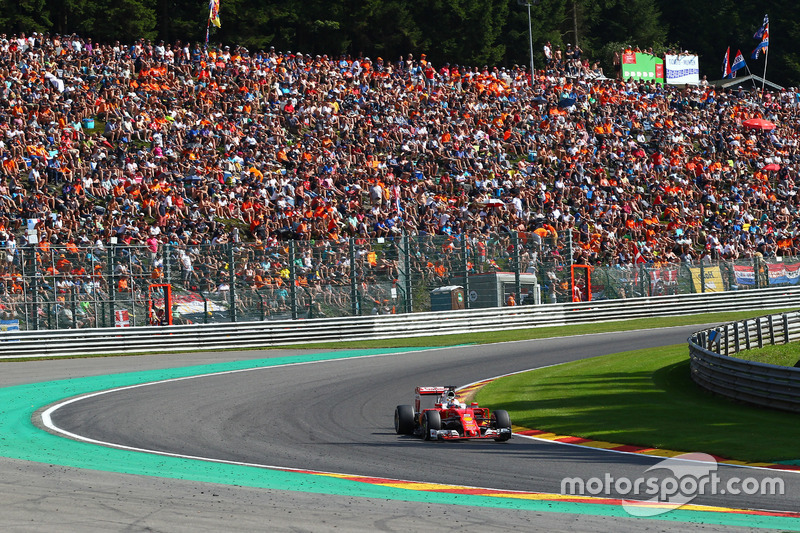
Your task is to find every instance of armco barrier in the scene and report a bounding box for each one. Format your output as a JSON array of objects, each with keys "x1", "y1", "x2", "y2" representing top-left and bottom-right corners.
[
  {"x1": 689, "y1": 308, "x2": 800, "y2": 413},
  {"x1": 3, "y1": 285, "x2": 800, "y2": 359}
]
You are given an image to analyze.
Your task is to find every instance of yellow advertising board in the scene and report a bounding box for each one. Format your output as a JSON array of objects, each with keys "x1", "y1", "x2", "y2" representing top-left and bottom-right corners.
[{"x1": 690, "y1": 266, "x2": 724, "y2": 293}]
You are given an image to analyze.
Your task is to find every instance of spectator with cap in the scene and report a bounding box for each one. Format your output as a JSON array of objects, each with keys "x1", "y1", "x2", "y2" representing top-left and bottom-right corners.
[{"x1": 0, "y1": 29, "x2": 794, "y2": 314}]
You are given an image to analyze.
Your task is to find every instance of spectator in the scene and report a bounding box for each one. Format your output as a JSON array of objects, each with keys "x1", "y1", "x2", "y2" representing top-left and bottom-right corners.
[{"x1": 0, "y1": 30, "x2": 792, "y2": 325}]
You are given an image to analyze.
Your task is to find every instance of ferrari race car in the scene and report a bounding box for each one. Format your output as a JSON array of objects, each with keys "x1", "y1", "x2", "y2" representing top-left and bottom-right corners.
[{"x1": 394, "y1": 386, "x2": 512, "y2": 441}]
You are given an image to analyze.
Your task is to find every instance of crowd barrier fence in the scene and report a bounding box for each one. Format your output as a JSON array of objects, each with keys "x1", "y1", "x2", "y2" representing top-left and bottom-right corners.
[{"x1": 0, "y1": 232, "x2": 797, "y2": 332}]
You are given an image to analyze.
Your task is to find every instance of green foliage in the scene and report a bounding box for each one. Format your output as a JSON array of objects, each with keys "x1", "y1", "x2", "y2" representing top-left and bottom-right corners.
[
  {"x1": 0, "y1": 0, "x2": 51, "y2": 33},
  {"x1": 43, "y1": 0, "x2": 156, "y2": 42},
  {"x1": 734, "y1": 342, "x2": 800, "y2": 368},
  {"x1": 349, "y1": 0, "x2": 421, "y2": 58},
  {"x1": 5, "y1": 0, "x2": 800, "y2": 86},
  {"x1": 410, "y1": 0, "x2": 509, "y2": 66},
  {"x1": 501, "y1": 0, "x2": 567, "y2": 69},
  {"x1": 111, "y1": 0, "x2": 158, "y2": 42},
  {"x1": 154, "y1": 0, "x2": 209, "y2": 44}
]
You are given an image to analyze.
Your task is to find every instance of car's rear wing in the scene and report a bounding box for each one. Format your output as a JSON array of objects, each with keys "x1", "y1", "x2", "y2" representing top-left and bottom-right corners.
[
  {"x1": 415, "y1": 386, "x2": 456, "y2": 411},
  {"x1": 415, "y1": 386, "x2": 450, "y2": 396}
]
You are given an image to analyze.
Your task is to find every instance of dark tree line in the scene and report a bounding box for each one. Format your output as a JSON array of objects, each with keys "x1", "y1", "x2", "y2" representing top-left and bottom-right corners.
[{"x1": 0, "y1": 0, "x2": 797, "y2": 86}]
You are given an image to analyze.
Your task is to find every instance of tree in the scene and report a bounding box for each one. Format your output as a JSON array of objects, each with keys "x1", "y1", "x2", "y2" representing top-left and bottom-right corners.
[
  {"x1": 0, "y1": 0, "x2": 51, "y2": 34},
  {"x1": 767, "y1": 1, "x2": 800, "y2": 87},
  {"x1": 580, "y1": 0, "x2": 667, "y2": 56},
  {"x1": 3, "y1": 0, "x2": 800, "y2": 86},
  {"x1": 96, "y1": 0, "x2": 157, "y2": 42},
  {"x1": 501, "y1": 0, "x2": 568, "y2": 69},
  {"x1": 410, "y1": 0, "x2": 509, "y2": 66},
  {"x1": 48, "y1": 0, "x2": 157, "y2": 43},
  {"x1": 346, "y1": 0, "x2": 421, "y2": 60}
]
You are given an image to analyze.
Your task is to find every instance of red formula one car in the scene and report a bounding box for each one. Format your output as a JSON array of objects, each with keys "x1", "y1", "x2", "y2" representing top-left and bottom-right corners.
[{"x1": 394, "y1": 386, "x2": 512, "y2": 441}]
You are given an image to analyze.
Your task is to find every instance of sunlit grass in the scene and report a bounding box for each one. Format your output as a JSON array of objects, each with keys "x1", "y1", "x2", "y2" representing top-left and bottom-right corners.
[
  {"x1": 476, "y1": 344, "x2": 800, "y2": 462},
  {"x1": 734, "y1": 343, "x2": 800, "y2": 368},
  {"x1": 282, "y1": 308, "x2": 795, "y2": 349}
]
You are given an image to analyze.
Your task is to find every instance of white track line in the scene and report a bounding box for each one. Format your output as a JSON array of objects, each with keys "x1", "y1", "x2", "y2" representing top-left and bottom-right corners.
[{"x1": 39, "y1": 338, "x2": 796, "y2": 507}]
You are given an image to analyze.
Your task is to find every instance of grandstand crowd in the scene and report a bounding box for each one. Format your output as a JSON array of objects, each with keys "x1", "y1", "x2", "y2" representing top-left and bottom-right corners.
[{"x1": 0, "y1": 29, "x2": 798, "y2": 291}]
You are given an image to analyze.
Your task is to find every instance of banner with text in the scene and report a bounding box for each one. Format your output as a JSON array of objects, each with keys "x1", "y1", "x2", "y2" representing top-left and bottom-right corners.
[
  {"x1": 690, "y1": 266, "x2": 724, "y2": 293},
  {"x1": 665, "y1": 54, "x2": 700, "y2": 85},
  {"x1": 768, "y1": 263, "x2": 800, "y2": 285},
  {"x1": 621, "y1": 51, "x2": 665, "y2": 83}
]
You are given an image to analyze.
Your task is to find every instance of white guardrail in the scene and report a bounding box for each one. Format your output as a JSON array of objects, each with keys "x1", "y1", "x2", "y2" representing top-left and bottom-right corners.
[{"x1": 2, "y1": 286, "x2": 800, "y2": 359}]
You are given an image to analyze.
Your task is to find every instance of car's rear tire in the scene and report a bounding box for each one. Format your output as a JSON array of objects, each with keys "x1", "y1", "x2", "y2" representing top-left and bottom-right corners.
[
  {"x1": 394, "y1": 405, "x2": 415, "y2": 435},
  {"x1": 422, "y1": 410, "x2": 441, "y2": 440},
  {"x1": 492, "y1": 409, "x2": 512, "y2": 442}
]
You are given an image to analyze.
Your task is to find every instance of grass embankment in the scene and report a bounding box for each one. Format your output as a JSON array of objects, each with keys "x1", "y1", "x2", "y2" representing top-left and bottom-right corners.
[
  {"x1": 475, "y1": 344, "x2": 800, "y2": 462},
  {"x1": 734, "y1": 343, "x2": 800, "y2": 368},
  {"x1": 282, "y1": 308, "x2": 796, "y2": 350}
]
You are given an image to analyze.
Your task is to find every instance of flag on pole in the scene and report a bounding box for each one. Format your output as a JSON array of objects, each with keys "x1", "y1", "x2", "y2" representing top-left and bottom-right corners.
[
  {"x1": 721, "y1": 47, "x2": 731, "y2": 79},
  {"x1": 209, "y1": 0, "x2": 221, "y2": 28},
  {"x1": 731, "y1": 50, "x2": 746, "y2": 76},
  {"x1": 752, "y1": 15, "x2": 769, "y2": 59},
  {"x1": 632, "y1": 242, "x2": 647, "y2": 264},
  {"x1": 753, "y1": 14, "x2": 768, "y2": 40}
]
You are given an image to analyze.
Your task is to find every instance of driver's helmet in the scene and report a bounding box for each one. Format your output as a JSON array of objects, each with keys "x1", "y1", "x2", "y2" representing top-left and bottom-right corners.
[{"x1": 444, "y1": 390, "x2": 458, "y2": 406}]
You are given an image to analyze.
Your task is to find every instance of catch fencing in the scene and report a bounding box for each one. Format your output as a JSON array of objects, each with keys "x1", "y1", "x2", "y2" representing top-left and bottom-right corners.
[{"x1": 0, "y1": 230, "x2": 797, "y2": 332}]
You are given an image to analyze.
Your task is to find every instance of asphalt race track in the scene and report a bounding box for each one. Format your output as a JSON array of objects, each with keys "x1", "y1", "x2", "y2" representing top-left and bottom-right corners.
[{"x1": 3, "y1": 325, "x2": 799, "y2": 531}]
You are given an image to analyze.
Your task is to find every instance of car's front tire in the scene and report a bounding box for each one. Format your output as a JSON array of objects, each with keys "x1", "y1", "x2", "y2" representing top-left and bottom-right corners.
[
  {"x1": 394, "y1": 405, "x2": 415, "y2": 435},
  {"x1": 422, "y1": 410, "x2": 441, "y2": 441},
  {"x1": 492, "y1": 409, "x2": 512, "y2": 442}
]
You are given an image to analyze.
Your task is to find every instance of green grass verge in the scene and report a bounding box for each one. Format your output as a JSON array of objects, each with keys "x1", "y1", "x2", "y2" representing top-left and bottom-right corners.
[
  {"x1": 474, "y1": 344, "x2": 800, "y2": 462},
  {"x1": 281, "y1": 308, "x2": 797, "y2": 349},
  {"x1": 733, "y1": 343, "x2": 800, "y2": 368},
  {"x1": 5, "y1": 308, "x2": 794, "y2": 362}
]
